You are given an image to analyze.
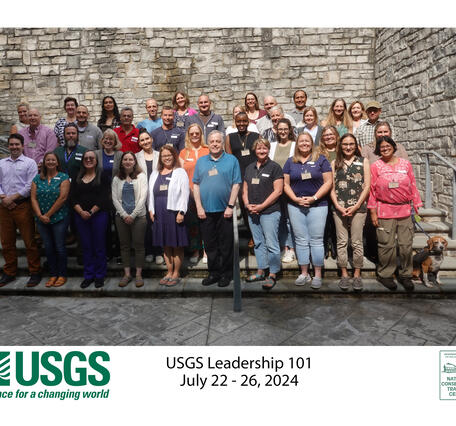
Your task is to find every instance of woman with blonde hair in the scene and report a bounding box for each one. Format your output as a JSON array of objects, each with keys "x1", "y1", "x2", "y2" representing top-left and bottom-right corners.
[
  {"x1": 244, "y1": 92, "x2": 267, "y2": 124},
  {"x1": 297, "y1": 106, "x2": 323, "y2": 145},
  {"x1": 348, "y1": 100, "x2": 367, "y2": 132},
  {"x1": 10, "y1": 102, "x2": 29, "y2": 134},
  {"x1": 283, "y1": 132, "x2": 333, "y2": 289},
  {"x1": 179, "y1": 123, "x2": 209, "y2": 263},
  {"x1": 321, "y1": 98, "x2": 352, "y2": 137}
]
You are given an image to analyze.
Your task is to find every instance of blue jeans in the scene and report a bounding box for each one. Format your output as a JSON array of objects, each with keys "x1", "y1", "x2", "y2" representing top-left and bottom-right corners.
[
  {"x1": 287, "y1": 204, "x2": 328, "y2": 267},
  {"x1": 37, "y1": 216, "x2": 69, "y2": 277},
  {"x1": 279, "y1": 199, "x2": 294, "y2": 248},
  {"x1": 248, "y1": 211, "x2": 281, "y2": 274}
]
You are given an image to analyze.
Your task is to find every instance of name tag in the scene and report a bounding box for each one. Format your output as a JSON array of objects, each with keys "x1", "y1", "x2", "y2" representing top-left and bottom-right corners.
[
  {"x1": 389, "y1": 182, "x2": 399, "y2": 189},
  {"x1": 75, "y1": 157, "x2": 82, "y2": 161},
  {"x1": 131, "y1": 137, "x2": 138, "y2": 142},
  {"x1": 353, "y1": 161, "x2": 363, "y2": 166},
  {"x1": 398, "y1": 169, "x2": 407, "y2": 173},
  {"x1": 28, "y1": 142, "x2": 36, "y2": 148},
  {"x1": 262, "y1": 173, "x2": 270, "y2": 177},
  {"x1": 75, "y1": 153, "x2": 82, "y2": 158},
  {"x1": 53, "y1": 177, "x2": 60, "y2": 180},
  {"x1": 252, "y1": 178, "x2": 260, "y2": 184},
  {"x1": 207, "y1": 124, "x2": 214, "y2": 128},
  {"x1": 109, "y1": 160, "x2": 114, "y2": 163},
  {"x1": 166, "y1": 143, "x2": 173, "y2": 146},
  {"x1": 87, "y1": 135, "x2": 94, "y2": 139},
  {"x1": 171, "y1": 135, "x2": 178, "y2": 139},
  {"x1": 241, "y1": 149, "x2": 250, "y2": 157},
  {"x1": 308, "y1": 161, "x2": 315, "y2": 165},
  {"x1": 211, "y1": 122, "x2": 218, "y2": 125},
  {"x1": 176, "y1": 122, "x2": 184, "y2": 127},
  {"x1": 208, "y1": 169, "x2": 218, "y2": 176},
  {"x1": 338, "y1": 181, "x2": 348, "y2": 189},
  {"x1": 186, "y1": 158, "x2": 194, "y2": 162},
  {"x1": 165, "y1": 177, "x2": 171, "y2": 181},
  {"x1": 159, "y1": 184, "x2": 168, "y2": 191},
  {"x1": 301, "y1": 172, "x2": 312, "y2": 180}
]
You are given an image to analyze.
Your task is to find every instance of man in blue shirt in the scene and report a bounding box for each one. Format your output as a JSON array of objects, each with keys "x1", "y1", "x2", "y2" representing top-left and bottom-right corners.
[
  {"x1": 137, "y1": 98, "x2": 162, "y2": 133},
  {"x1": 193, "y1": 130, "x2": 241, "y2": 287},
  {"x1": 150, "y1": 106, "x2": 185, "y2": 152}
]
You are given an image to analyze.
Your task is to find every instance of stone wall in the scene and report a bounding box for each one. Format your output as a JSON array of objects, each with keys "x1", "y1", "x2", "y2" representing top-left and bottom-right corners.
[
  {"x1": 0, "y1": 27, "x2": 375, "y2": 131},
  {"x1": 375, "y1": 28, "x2": 456, "y2": 219}
]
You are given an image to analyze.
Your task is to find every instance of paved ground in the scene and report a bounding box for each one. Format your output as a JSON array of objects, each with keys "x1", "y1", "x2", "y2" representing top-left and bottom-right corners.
[{"x1": 1, "y1": 292, "x2": 456, "y2": 345}]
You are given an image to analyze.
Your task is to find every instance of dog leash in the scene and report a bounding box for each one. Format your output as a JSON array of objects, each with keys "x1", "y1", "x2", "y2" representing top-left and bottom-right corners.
[{"x1": 411, "y1": 212, "x2": 432, "y2": 239}]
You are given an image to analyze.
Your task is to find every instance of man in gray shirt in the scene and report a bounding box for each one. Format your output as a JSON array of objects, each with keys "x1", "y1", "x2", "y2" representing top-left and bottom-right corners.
[
  {"x1": 256, "y1": 95, "x2": 296, "y2": 135},
  {"x1": 288, "y1": 90, "x2": 307, "y2": 125},
  {"x1": 185, "y1": 94, "x2": 225, "y2": 143},
  {"x1": 76, "y1": 105, "x2": 102, "y2": 150}
]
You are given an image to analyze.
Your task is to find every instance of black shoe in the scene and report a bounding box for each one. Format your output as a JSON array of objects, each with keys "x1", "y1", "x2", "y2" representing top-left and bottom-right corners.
[
  {"x1": 202, "y1": 275, "x2": 220, "y2": 286},
  {"x1": 26, "y1": 274, "x2": 42, "y2": 287},
  {"x1": 398, "y1": 276, "x2": 415, "y2": 292},
  {"x1": 94, "y1": 278, "x2": 104, "y2": 288},
  {"x1": 377, "y1": 277, "x2": 397, "y2": 291},
  {"x1": 80, "y1": 278, "x2": 94, "y2": 289},
  {"x1": 0, "y1": 273, "x2": 16, "y2": 287},
  {"x1": 217, "y1": 277, "x2": 231, "y2": 288}
]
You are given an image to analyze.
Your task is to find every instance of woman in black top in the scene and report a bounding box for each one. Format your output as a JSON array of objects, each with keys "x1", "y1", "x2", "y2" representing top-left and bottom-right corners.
[
  {"x1": 225, "y1": 111, "x2": 260, "y2": 249},
  {"x1": 70, "y1": 150, "x2": 111, "y2": 288},
  {"x1": 97, "y1": 96, "x2": 121, "y2": 133}
]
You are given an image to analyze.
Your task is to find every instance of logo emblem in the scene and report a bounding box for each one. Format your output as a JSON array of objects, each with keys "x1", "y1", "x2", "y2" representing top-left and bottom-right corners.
[
  {"x1": 0, "y1": 352, "x2": 10, "y2": 386},
  {"x1": 440, "y1": 351, "x2": 456, "y2": 400}
]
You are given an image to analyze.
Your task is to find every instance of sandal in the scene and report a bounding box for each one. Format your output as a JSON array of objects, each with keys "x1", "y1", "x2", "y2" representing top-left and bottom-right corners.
[
  {"x1": 119, "y1": 275, "x2": 132, "y2": 287},
  {"x1": 54, "y1": 277, "x2": 67, "y2": 287},
  {"x1": 246, "y1": 273, "x2": 265, "y2": 283},
  {"x1": 159, "y1": 277, "x2": 171, "y2": 285},
  {"x1": 262, "y1": 276, "x2": 277, "y2": 290},
  {"x1": 45, "y1": 277, "x2": 57, "y2": 288},
  {"x1": 135, "y1": 277, "x2": 144, "y2": 288},
  {"x1": 166, "y1": 277, "x2": 181, "y2": 287}
]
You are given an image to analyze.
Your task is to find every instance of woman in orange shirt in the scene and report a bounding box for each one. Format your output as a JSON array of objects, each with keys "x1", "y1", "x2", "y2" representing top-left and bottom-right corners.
[{"x1": 179, "y1": 123, "x2": 209, "y2": 263}]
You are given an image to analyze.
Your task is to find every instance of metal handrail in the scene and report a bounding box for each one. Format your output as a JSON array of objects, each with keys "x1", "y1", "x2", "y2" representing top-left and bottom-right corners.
[
  {"x1": 422, "y1": 151, "x2": 456, "y2": 238},
  {"x1": 232, "y1": 206, "x2": 242, "y2": 312}
]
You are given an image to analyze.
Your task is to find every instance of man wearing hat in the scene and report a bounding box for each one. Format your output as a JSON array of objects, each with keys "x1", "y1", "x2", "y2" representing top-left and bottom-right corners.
[{"x1": 354, "y1": 100, "x2": 394, "y2": 147}]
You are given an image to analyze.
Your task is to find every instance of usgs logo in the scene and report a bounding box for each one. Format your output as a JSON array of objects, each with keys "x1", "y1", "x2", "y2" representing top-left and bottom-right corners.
[{"x1": 0, "y1": 350, "x2": 110, "y2": 387}]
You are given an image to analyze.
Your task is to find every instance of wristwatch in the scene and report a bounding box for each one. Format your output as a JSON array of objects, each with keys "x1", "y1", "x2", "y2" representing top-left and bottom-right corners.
[{"x1": 227, "y1": 204, "x2": 235, "y2": 209}]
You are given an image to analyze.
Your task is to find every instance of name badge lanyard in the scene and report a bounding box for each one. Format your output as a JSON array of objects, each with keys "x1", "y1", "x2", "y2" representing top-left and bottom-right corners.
[
  {"x1": 162, "y1": 128, "x2": 173, "y2": 146},
  {"x1": 301, "y1": 160, "x2": 311, "y2": 180},
  {"x1": 237, "y1": 132, "x2": 250, "y2": 156},
  {"x1": 64, "y1": 149, "x2": 76, "y2": 164},
  {"x1": 251, "y1": 164, "x2": 263, "y2": 184}
]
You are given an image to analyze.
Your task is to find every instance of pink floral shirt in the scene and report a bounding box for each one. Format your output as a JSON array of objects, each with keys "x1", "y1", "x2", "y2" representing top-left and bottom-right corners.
[{"x1": 367, "y1": 157, "x2": 422, "y2": 219}]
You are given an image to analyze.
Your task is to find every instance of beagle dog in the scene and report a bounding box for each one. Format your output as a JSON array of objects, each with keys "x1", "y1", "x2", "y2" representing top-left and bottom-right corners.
[{"x1": 412, "y1": 236, "x2": 448, "y2": 287}]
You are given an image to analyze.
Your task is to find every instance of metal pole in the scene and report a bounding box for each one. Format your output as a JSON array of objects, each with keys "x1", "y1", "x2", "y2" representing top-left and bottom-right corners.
[
  {"x1": 425, "y1": 153, "x2": 432, "y2": 209},
  {"x1": 453, "y1": 171, "x2": 456, "y2": 239},
  {"x1": 232, "y1": 206, "x2": 242, "y2": 312}
]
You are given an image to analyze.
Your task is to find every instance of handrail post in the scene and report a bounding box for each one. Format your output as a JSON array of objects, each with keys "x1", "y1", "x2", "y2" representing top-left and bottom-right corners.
[
  {"x1": 232, "y1": 206, "x2": 242, "y2": 312},
  {"x1": 453, "y1": 171, "x2": 456, "y2": 239},
  {"x1": 425, "y1": 153, "x2": 432, "y2": 209}
]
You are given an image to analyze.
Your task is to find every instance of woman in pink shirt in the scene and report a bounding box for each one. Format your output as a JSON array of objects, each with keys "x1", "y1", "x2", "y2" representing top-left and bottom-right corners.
[{"x1": 368, "y1": 136, "x2": 422, "y2": 291}]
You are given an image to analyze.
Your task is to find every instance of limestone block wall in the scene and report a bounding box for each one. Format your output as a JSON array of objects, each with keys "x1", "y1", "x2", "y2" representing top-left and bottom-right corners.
[
  {"x1": 0, "y1": 27, "x2": 375, "y2": 131},
  {"x1": 375, "y1": 28, "x2": 456, "y2": 219}
]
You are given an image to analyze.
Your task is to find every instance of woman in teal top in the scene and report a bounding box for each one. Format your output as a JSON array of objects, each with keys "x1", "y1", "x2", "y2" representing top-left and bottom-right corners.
[{"x1": 31, "y1": 152, "x2": 70, "y2": 287}]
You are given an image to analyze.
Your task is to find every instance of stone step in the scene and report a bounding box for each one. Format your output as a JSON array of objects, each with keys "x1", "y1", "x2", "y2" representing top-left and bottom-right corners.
[
  {"x1": 413, "y1": 221, "x2": 451, "y2": 236},
  {"x1": 418, "y1": 208, "x2": 448, "y2": 222},
  {"x1": 1, "y1": 276, "x2": 456, "y2": 296}
]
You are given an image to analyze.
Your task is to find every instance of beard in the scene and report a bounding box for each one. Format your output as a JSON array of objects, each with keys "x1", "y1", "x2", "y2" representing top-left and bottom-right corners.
[{"x1": 65, "y1": 139, "x2": 77, "y2": 149}]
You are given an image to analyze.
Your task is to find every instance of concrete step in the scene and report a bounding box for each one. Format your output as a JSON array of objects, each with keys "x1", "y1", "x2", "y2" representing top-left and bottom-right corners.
[
  {"x1": 1, "y1": 276, "x2": 456, "y2": 296},
  {"x1": 414, "y1": 221, "x2": 451, "y2": 236},
  {"x1": 418, "y1": 208, "x2": 447, "y2": 222}
]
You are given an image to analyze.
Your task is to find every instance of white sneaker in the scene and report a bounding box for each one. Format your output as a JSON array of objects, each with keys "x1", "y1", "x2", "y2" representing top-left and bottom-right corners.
[
  {"x1": 281, "y1": 250, "x2": 295, "y2": 263},
  {"x1": 295, "y1": 274, "x2": 311, "y2": 286},
  {"x1": 155, "y1": 255, "x2": 164, "y2": 265},
  {"x1": 145, "y1": 255, "x2": 154, "y2": 263},
  {"x1": 202, "y1": 256, "x2": 208, "y2": 264}
]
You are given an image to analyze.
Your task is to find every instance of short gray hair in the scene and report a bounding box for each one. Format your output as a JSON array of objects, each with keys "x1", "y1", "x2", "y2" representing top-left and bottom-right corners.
[
  {"x1": 207, "y1": 130, "x2": 224, "y2": 143},
  {"x1": 120, "y1": 107, "x2": 134, "y2": 115}
]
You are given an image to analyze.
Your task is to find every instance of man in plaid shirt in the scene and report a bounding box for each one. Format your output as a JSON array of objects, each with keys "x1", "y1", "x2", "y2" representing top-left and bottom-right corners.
[{"x1": 354, "y1": 100, "x2": 394, "y2": 147}]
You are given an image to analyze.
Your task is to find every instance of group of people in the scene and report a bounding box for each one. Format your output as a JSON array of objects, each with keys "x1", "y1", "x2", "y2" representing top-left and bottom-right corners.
[{"x1": 0, "y1": 89, "x2": 422, "y2": 292}]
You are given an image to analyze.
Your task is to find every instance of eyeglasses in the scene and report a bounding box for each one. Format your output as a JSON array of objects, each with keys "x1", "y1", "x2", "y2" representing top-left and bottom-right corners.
[
  {"x1": 189, "y1": 132, "x2": 200, "y2": 136},
  {"x1": 341, "y1": 143, "x2": 356, "y2": 147},
  {"x1": 161, "y1": 155, "x2": 173, "y2": 159},
  {"x1": 84, "y1": 157, "x2": 96, "y2": 161}
]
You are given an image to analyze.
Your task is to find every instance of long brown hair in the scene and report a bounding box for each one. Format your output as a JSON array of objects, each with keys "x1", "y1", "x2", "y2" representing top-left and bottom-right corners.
[
  {"x1": 318, "y1": 125, "x2": 340, "y2": 160},
  {"x1": 117, "y1": 151, "x2": 143, "y2": 180},
  {"x1": 158, "y1": 146, "x2": 180, "y2": 172},
  {"x1": 334, "y1": 133, "x2": 361, "y2": 171},
  {"x1": 39, "y1": 152, "x2": 62, "y2": 180}
]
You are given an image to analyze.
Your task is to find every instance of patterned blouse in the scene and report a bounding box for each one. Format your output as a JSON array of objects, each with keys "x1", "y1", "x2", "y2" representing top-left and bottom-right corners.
[
  {"x1": 334, "y1": 155, "x2": 366, "y2": 213},
  {"x1": 54, "y1": 118, "x2": 76, "y2": 146},
  {"x1": 32, "y1": 172, "x2": 69, "y2": 224}
]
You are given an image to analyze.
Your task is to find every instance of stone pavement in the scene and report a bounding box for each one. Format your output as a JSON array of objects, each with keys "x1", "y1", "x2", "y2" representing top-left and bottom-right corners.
[{"x1": 1, "y1": 280, "x2": 456, "y2": 345}]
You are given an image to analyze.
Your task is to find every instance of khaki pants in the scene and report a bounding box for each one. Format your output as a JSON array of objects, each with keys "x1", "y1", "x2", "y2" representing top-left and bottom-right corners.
[
  {"x1": 333, "y1": 211, "x2": 367, "y2": 268},
  {"x1": 376, "y1": 216, "x2": 414, "y2": 278},
  {"x1": 0, "y1": 201, "x2": 41, "y2": 276},
  {"x1": 115, "y1": 215, "x2": 147, "y2": 269}
]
